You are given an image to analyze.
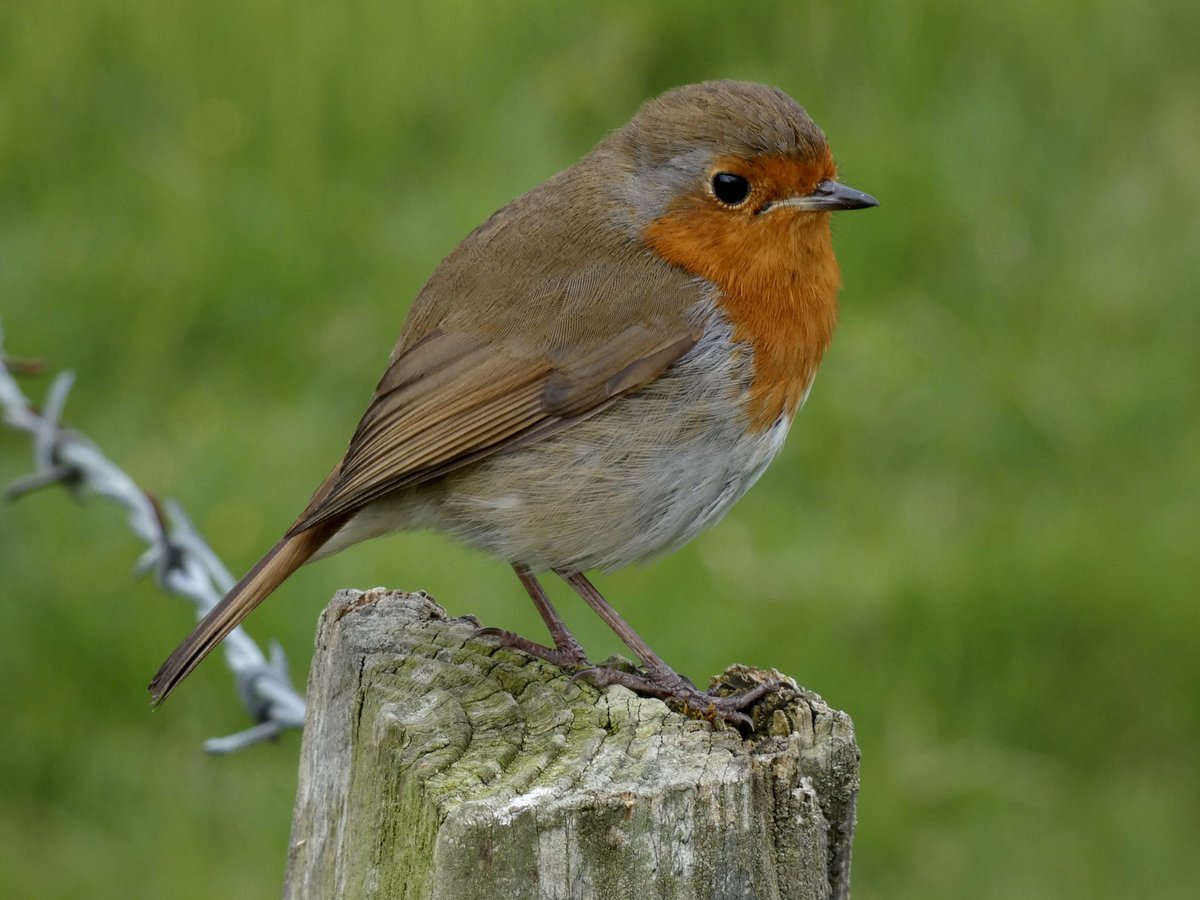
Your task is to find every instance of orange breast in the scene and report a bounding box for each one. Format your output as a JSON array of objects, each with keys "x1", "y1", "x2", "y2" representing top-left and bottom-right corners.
[{"x1": 643, "y1": 161, "x2": 843, "y2": 430}]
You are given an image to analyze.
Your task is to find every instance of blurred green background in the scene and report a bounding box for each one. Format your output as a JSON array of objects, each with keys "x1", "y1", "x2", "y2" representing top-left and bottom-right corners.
[{"x1": 2, "y1": 1, "x2": 1197, "y2": 897}]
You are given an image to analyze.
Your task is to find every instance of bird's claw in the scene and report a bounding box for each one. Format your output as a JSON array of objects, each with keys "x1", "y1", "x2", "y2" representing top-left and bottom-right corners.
[
  {"x1": 470, "y1": 626, "x2": 591, "y2": 669},
  {"x1": 575, "y1": 665, "x2": 781, "y2": 730},
  {"x1": 471, "y1": 629, "x2": 782, "y2": 730}
]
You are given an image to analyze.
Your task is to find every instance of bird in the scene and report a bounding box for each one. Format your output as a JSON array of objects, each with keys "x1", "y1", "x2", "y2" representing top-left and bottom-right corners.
[{"x1": 149, "y1": 80, "x2": 877, "y2": 725}]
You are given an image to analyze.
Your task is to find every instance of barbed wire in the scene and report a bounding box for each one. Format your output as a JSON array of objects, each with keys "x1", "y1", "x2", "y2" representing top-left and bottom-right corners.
[{"x1": 0, "y1": 318, "x2": 306, "y2": 753}]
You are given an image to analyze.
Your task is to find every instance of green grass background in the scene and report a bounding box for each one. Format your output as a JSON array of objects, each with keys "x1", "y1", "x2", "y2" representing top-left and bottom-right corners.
[{"x1": 2, "y1": 2, "x2": 1197, "y2": 897}]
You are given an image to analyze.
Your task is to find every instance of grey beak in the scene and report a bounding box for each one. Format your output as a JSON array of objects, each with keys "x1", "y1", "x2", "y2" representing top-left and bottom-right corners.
[{"x1": 775, "y1": 180, "x2": 879, "y2": 212}]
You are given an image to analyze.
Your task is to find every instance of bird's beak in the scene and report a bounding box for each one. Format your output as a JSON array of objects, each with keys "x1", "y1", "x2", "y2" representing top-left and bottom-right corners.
[{"x1": 772, "y1": 180, "x2": 879, "y2": 212}]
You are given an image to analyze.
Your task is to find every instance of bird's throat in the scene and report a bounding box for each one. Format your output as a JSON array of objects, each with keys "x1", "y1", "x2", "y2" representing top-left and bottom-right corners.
[{"x1": 644, "y1": 210, "x2": 842, "y2": 431}]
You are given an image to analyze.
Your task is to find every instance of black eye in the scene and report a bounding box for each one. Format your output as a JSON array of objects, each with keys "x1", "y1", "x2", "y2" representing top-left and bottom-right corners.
[{"x1": 711, "y1": 172, "x2": 751, "y2": 206}]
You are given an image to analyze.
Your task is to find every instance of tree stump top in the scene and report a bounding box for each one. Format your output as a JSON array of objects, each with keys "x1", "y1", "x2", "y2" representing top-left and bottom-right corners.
[{"x1": 285, "y1": 589, "x2": 859, "y2": 900}]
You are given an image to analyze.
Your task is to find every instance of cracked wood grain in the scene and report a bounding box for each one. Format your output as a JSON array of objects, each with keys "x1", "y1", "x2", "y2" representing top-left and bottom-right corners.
[{"x1": 284, "y1": 589, "x2": 859, "y2": 900}]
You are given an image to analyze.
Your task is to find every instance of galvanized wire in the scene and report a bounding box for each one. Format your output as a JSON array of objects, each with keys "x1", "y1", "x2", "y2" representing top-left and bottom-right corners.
[{"x1": 0, "y1": 320, "x2": 305, "y2": 753}]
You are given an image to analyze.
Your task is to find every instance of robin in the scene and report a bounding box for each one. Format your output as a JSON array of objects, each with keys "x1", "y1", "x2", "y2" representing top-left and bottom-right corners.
[{"x1": 150, "y1": 80, "x2": 877, "y2": 725}]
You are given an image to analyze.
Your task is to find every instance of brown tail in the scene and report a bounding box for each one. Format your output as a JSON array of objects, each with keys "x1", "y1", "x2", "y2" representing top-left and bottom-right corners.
[{"x1": 148, "y1": 519, "x2": 342, "y2": 706}]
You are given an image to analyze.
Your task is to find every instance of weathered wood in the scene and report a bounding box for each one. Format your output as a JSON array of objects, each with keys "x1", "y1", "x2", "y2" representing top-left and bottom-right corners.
[{"x1": 284, "y1": 589, "x2": 859, "y2": 900}]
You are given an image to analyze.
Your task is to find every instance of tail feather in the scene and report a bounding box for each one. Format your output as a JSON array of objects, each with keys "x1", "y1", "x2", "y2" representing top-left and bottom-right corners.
[{"x1": 148, "y1": 520, "x2": 341, "y2": 706}]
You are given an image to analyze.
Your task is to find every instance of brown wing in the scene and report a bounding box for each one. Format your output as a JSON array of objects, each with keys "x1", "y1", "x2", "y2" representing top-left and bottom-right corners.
[
  {"x1": 285, "y1": 158, "x2": 712, "y2": 535},
  {"x1": 287, "y1": 259, "x2": 703, "y2": 536}
]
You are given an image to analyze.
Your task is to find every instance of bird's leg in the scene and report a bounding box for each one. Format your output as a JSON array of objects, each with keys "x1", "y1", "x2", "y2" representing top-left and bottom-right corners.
[
  {"x1": 555, "y1": 569, "x2": 779, "y2": 728},
  {"x1": 473, "y1": 564, "x2": 592, "y2": 668}
]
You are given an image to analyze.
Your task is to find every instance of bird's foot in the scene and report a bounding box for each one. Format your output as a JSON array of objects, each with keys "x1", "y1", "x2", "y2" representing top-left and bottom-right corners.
[
  {"x1": 472, "y1": 627, "x2": 591, "y2": 669},
  {"x1": 576, "y1": 662, "x2": 782, "y2": 730}
]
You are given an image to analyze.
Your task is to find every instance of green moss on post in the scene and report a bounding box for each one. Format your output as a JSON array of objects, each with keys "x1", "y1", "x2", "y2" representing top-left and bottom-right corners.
[{"x1": 284, "y1": 590, "x2": 859, "y2": 900}]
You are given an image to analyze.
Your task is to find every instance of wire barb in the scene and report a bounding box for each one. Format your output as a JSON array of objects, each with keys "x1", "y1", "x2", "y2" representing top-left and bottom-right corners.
[
  {"x1": 0, "y1": 318, "x2": 306, "y2": 753},
  {"x1": 1, "y1": 354, "x2": 45, "y2": 376}
]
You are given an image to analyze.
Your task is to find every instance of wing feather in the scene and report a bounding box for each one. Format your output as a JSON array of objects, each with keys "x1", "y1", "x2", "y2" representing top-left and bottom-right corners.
[{"x1": 287, "y1": 246, "x2": 708, "y2": 537}]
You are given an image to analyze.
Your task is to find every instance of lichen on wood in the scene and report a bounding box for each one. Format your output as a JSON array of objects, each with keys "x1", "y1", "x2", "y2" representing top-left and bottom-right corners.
[{"x1": 284, "y1": 589, "x2": 859, "y2": 900}]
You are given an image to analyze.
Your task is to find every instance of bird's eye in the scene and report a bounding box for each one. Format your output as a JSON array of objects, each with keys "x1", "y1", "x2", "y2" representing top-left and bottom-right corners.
[{"x1": 711, "y1": 172, "x2": 751, "y2": 206}]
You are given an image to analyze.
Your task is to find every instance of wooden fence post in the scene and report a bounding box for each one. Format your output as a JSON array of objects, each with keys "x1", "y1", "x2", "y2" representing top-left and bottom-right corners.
[{"x1": 284, "y1": 589, "x2": 859, "y2": 900}]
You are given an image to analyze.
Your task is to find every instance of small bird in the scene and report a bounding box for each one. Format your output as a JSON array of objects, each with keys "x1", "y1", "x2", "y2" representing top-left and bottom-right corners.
[{"x1": 150, "y1": 80, "x2": 877, "y2": 724}]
